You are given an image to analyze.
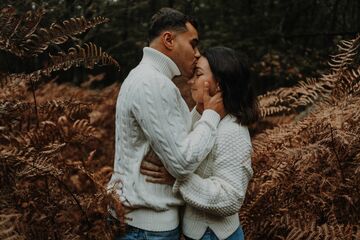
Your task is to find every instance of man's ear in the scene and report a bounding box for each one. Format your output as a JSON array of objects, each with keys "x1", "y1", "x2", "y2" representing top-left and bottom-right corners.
[{"x1": 162, "y1": 31, "x2": 174, "y2": 50}]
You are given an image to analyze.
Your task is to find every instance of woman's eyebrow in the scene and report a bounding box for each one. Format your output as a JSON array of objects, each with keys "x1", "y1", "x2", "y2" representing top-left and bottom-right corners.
[{"x1": 195, "y1": 67, "x2": 203, "y2": 72}]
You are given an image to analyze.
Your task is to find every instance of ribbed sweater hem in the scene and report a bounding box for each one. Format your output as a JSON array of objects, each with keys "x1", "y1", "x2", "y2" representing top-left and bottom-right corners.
[
  {"x1": 126, "y1": 207, "x2": 179, "y2": 231},
  {"x1": 182, "y1": 214, "x2": 239, "y2": 239}
]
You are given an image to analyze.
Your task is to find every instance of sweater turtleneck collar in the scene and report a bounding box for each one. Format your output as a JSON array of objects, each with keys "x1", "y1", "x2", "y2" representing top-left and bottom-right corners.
[{"x1": 140, "y1": 47, "x2": 181, "y2": 80}]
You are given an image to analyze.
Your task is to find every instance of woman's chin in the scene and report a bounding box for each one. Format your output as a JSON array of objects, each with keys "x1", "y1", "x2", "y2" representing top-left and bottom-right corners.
[{"x1": 190, "y1": 93, "x2": 203, "y2": 103}]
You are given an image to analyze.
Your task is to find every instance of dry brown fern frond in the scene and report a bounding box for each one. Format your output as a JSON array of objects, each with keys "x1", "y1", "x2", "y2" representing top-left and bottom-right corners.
[
  {"x1": 2, "y1": 143, "x2": 116, "y2": 238},
  {"x1": 1, "y1": 8, "x2": 121, "y2": 239},
  {"x1": 0, "y1": 98, "x2": 92, "y2": 124},
  {"x1": 0, "y1": 7, "x2": 44, "y2": 40},
  {"x1": 7, "y1": 117, "x2": 99, "y2": 151},
  {"x1": 0, "y1": 71, "x2": 41, "y2": 91},
  {"x1": 329, "y1": 34, "x2": 360, "y2": 74},
  {"x1": 5, "y1": 43, "x2": 120, "y2": 88},
  {"x1": 0, "y1": 71, "x2": 40, "y2": 88},
  {"x1": 0, "y1": 73, "x2": 29, "y2": 101},
  {"x1": 270, "y1": 215, "x2": 353, "y2": 240},
  {"x1": 0, "y1": 150, "x2": 19, "y2": 190},
  {"x1": 0, "y1": 6, "x2": 109, "y2": 57},
  {"x1": 69, "y1": 119, "x2": 100, "y2": 144},
  {"x1": 0, "y1": 72, "x2": 30, "y2": 96},
  {"x1": 17, "y1": 155, "x2": 63, "y2": 178},
  {"x1": 0, "y1": 48, "x2": 116, "y2": 94},
  {"x1": 9, "y1": 120, "x2": 60, "y2": 148},
  {"x1": 34, "y1": 116, "x2": 99, "y2": 149},
  {"x1": 0, "y1": 100, "x2": 33, "y2": 118},
  {"x1": 241, "y1": 159, "x2": 295, "y2": 225},
  {"x1": 258, "y1": 35, "x2": 360, "y2": 119},
  {"x1": 1, "y1": 143, "x2": 63, "y2": 177},
  {"x1": 37, "y1": 100, "x2": 66, "y2": 120},
  {"x1": 38, "y1": 100, "x2": 92, "y2": 122},
  {"x1": 258, "y1": 76, "x2": 335, "y2": 118},
  {"x1": 0, "y1": 7, "x2": 16, "y2": 29},
  {"x1": 0, "y1": 213, "x2": 25, "y2": 240},
  {"x1": 0, "y1": 100, "x2": 92, "y2": 135},
  {"x1": 0, "y1": 7, "x2": 45, "y2": 57},
  {"x1": 332, "y1": 65, "x2": 360, "y2": 96},
  {"x1": 0, "y1": 7, "x2": 23, "y2": 56},
  {"x1": 23, "y1": 16, "x2": 109, "y2": 55},
  {"x1": 243, "y1": 94, "x2": 360, "y2": 239},
  {"x1": 13, "y1": 9, "x2": 44, "y2": 39},
  {"x1": 44, "y1": 42, "x2": 120, "y2": 75},
  {"x1": 65, "y1": 101, "x2": 92, "y2": 121},
  {"x1": 245, "y1": 213, "x2": 355, "y2": 240},
  {"x1": 0, "y1": 100, "x2": 35, "y2": 134}
]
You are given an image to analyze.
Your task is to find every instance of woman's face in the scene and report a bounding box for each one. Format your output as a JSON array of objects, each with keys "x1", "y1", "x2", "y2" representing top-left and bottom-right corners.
[{"x1": 188, "y1": 56, "x2": 218, "y2": 103}]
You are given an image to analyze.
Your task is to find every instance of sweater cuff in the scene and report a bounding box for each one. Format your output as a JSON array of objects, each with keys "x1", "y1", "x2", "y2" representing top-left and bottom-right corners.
[
  {"x1": 172, "y1": 179, "x2": 181, "y2": 194},
  {"x1": 200, "y1": 109, "x2": 220, "y2": 128}
]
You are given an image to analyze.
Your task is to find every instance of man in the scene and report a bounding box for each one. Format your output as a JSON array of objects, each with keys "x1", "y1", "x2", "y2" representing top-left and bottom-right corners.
[{"x1": 108, "y1": 8, "x2": 224, "y2": 239}]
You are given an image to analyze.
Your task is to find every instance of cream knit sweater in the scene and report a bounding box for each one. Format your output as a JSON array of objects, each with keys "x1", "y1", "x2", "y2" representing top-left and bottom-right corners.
[
  {"x1": 107, "y1": 47, "x2": 221, "y2": 231},
  {"x1": 174, "y1": 110, "x2": 253, "y2": 239}
]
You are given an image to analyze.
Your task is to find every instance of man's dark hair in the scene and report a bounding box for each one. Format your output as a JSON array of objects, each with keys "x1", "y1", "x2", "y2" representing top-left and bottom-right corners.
[
  {"x1": 148, "y1": 8, "x2": 198, "y2": 43},
  {"x1": 203, "y1": 46, "x2": 259, "y2": 126}
]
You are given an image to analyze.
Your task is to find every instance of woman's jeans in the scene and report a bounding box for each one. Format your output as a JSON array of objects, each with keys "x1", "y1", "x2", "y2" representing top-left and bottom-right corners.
[
  {"x1": 184, "y1": 227, "x2": 244, "y2": 240},
  {"x1": 115, "y1": 225, "x2": 180, "y2": 240}
]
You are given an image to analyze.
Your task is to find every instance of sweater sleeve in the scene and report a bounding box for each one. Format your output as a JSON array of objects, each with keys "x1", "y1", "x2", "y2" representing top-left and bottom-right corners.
[
  {"x1": 132, "y1": 78, "x2": 220, "y2": 179},
  {"x1": 190, "y1": 107, "x2": 202, "y2": 129},
  {"x1": 176, "y1": 126, "x2": 253, "y2": 217}
]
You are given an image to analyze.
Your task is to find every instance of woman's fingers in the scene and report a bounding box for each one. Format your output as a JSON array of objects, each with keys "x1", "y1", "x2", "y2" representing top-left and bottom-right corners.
[
  {"x1": 140, "y1": 168, "x2": 162, "y2": 178},
  {"x1": 146, "y1": 177, "x2": 175, "y2": 185},
  {"x1": 140, "y1": 167, "x2": 175, "y2": 185},
  {"x1": 145, "y1": 177, "x2": 168, "y2": 184},
  {"x1": 140, "y1": 159, "x2": 175, "y2": 185},
  {"x1": 141, "y1": 160, "x2": 160, "y2": 172}
]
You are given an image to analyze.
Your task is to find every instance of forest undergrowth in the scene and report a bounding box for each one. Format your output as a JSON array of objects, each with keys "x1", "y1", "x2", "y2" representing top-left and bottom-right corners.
[
  {"x1": 1, "y1": 6, "x2": 359, "y2": 240},
  {"x1": 241, "y1": 35, "x2": 360, "y2": 239}
]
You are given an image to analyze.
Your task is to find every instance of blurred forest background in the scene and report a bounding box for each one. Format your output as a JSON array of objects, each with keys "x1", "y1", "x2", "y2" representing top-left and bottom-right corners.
[{"x1": 1, "y1": 0, "x2": 360, "y2": 93}]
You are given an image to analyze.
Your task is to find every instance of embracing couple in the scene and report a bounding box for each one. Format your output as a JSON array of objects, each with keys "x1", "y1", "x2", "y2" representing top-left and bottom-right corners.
[{"x1": 108, "y1": 7, "x2": 259, "y2": 240}]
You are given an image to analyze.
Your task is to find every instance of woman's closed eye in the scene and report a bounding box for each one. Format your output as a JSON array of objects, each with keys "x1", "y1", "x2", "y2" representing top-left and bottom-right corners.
[{"x1": 195, "y1": 71, "x2": 203, "y2": 77}]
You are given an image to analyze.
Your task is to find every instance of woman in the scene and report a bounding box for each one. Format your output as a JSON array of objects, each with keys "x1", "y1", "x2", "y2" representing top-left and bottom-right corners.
[{"x1": 141, "y1": 46, "x2": 259, "y2": 240}]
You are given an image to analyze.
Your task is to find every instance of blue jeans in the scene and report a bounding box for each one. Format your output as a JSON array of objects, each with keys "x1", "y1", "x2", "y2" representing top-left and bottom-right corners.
[
  {"x1": 185, "y1": 227, "x2": 244, "y2": 240},
  {"x1": 115, "y1": 225, "x2": 180, "y2": 240}
]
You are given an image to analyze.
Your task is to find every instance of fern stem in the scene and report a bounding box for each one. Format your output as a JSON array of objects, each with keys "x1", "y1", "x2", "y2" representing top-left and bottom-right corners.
[
  {"x1": 45, "y1": 176, "x2": 61, "y2": 240},
  {"x1": 24, "y1": 163, "x2": 92, "y2": 229},
  {"x1": 53, "y1": 175, "x2": 92, "y2": 228},
  {"x1": 30, "y1": 80, "x2": 39, "y2": 128}
]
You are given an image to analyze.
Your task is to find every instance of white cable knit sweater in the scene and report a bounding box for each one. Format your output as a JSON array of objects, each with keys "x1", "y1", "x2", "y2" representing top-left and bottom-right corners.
[
  {"x1": 107, "y1": 47, "x2": 220, "y2": 231},
  {"x1": 174, "y1": 110, "x2": 253, "y2": 239}
]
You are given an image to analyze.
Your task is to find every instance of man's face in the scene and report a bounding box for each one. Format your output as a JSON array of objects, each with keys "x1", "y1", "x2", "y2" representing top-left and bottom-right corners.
[{"x1": 172, "y1": 22, "x2": 200, "y2": 78}]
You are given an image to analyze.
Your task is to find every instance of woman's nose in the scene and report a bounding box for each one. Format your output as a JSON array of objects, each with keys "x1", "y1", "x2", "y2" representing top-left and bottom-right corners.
[{"x1": 194, "y1": 47, "x2": 200, "y2": 59}]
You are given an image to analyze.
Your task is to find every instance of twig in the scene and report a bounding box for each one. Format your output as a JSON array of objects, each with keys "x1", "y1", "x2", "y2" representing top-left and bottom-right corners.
[
  {"x1": 30, "y1": 80, "x2": 39, "y2": 128},
  {"x1": 23, "y1": 161, "x2": 92, "y2": 229}
]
